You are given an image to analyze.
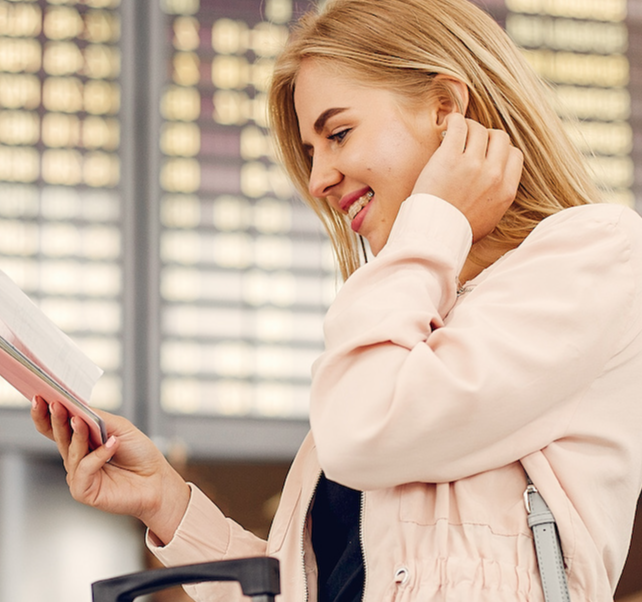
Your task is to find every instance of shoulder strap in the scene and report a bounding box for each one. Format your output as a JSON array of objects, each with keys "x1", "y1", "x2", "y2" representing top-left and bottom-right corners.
[{"x1": 523, "y1": 473, "x2": 571, "y2": 602}]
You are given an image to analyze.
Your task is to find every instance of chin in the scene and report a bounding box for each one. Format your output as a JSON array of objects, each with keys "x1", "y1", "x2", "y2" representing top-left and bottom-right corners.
[
  {"x1": 368, "y1": 240, "x2": 384, "y2": 257},
  {"x1": 361, "y1": 229, "x2": 389, "y2": 258}
]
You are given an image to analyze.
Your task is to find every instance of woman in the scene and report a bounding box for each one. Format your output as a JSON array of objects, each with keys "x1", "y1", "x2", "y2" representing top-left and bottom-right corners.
[{"x1": 32, "y1": 0, "x2": 642, "y2": 600}]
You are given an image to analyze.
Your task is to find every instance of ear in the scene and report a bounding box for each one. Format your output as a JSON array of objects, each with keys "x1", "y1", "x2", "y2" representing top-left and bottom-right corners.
[{"x1": 432, "y1": 74, "x2": 469, "y2": 128}]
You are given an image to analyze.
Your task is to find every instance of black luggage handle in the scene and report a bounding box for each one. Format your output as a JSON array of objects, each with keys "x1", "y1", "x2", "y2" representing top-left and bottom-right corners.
[{"x1": 91, "y1": 556, "x2": 280, "y2": 602}]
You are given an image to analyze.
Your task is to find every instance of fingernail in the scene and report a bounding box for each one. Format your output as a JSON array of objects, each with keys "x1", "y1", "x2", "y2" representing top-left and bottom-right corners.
[
  {"x1": 70, "y1": 417, "x2": 78, "y2": 431},
  {"x1": 105, "y1": 436, "x2": 117, "y2": 449},
  {"x1": 31, "y1": 398, "x2": 38, "y2": 410}
]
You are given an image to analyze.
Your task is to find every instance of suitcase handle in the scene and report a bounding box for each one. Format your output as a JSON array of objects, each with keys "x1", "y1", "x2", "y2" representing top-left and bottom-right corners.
[{"x1": 91, "y1": 556, "x2": 280, "y2": 602}]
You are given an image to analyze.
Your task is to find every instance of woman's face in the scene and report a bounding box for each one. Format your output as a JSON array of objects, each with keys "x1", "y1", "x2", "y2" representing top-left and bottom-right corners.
[{"x1": 294, "y1": 59, "x2": 444, "y2": 255}]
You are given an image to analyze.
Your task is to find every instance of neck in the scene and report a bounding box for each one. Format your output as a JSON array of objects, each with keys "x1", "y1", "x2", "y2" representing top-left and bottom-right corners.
[{"x1": 459, "y1": 239, "x2": 517, "y2": 284}]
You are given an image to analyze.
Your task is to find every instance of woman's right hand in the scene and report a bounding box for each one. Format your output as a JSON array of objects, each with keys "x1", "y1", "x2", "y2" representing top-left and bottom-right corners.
[
  {"x1": 412, "y1": 113, "x2": 524, "y2": 243},
  {"x1": 31, "y1": 397, "x2": 191, "y2": 545}
]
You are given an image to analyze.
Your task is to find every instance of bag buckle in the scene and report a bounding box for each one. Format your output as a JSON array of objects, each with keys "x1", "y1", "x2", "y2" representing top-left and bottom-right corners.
[{"x1": 523, "y1": 484, "x2": 538, "y2": 514}]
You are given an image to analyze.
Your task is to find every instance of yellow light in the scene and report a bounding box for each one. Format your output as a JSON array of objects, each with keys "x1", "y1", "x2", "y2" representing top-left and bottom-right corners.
[
  {"x1": 161, "y1": 0, "x2": 199, "y2": 16},
  {"x1": 161, "y1": 194, "x2": 201, "y2": 228},
  {"x1": 84, "y1": 44, "x2": 121, "y2": 79},
  {"x1": 251, "y1": 22, "x2": 288, "y2": 58},
  {"x1": 0, "y1": 74, "x2": 40, "y2": 109},
  {"x1": 554, "y1": 86, "x2": 630, "y2": 121},
  {"x1": 265, "y1": 0, "x2": 292, "y2": 25},
  {"x1": 42, "y1": 112, "x2": 81, "y2": 147},
  {"x1": 161, "y1": 85, "x2": 200, "y2": 121},
  {"x1": 172, "y1": 51, "x2": 200, "y2": 86},
  {"x1": 43, "y1": 41, "x2": 84, "y2": 75},
  {"x1": 0, "y1": 145, "x2": 38, "y2": 182},
  {"x1": 84, "y1": 9, "x2": 121, "y2": 43},
  {"x1": 0, "y1": 110, "x2": 39, "y2": 145},
  {"x1": 160, "y1": 157, "x2": 200, "y2": 192},
  {"x1": 211, "y1": 55, "x2": 249, "y2": 89},
  {"x1": 173, "y1": 16, "x2": 200, "y2": 51},
  {"x1": 0, "y1": 218, "x2": 38, "y2": 254},
  {"x1": 42, "y1": 148, "x2": 83, "y2": 185},
  {"x1": 84, "y1": 80, "x2": 120, "y2": 114},
  {"x1": 82, "y1": 116, "x2": 120, "y2": 150},
  {"x1": 0, "y1": 38, "x2": 41, "y2": 73},
  {"x1": 522, "y1": 50, "x2": 629, "y2": 87},
  {"x1": 212, "y1": 195, "x2": 251, "y2": 231},
  {"x1": 83, "y1": 151, "x2": 120, "y2": 187},
  {"x1": 211, "y1": 18, "x2": 248, "y2": 55},
  {"x1": 505, "y1": 0, "x2": 626, "y2": 22},
  {"x1": 42, "y1": 77, "x2": 83, "y2": 113},
  {"x1": 84, "y1": 0, "x2": 122, "y2": 9},
  {"x1": 0, "y1": 2, "x2": 42, "y2": 37},
  {"x1": 160, "y1": 121, "x2": 200, "y2": 156},
  {"x1": 43, "y1": 6, "x2": 83, "y2": 40}
]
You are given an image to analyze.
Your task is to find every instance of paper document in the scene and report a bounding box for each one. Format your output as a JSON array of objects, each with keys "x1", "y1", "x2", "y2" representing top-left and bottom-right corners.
[{"x1": 0, "y1": 270, "x2": 106, "y2": 447}]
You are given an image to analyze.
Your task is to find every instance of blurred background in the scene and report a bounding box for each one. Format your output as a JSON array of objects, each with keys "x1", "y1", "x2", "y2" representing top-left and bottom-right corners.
[{"x1": 0, "y1": 0, "x2": 640, "y2": 599}]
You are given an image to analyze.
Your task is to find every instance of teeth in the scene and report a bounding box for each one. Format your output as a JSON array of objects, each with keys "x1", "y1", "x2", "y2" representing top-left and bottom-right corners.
[{"x1": 347, "y1": 191, "x2": 374, "y2": 220}]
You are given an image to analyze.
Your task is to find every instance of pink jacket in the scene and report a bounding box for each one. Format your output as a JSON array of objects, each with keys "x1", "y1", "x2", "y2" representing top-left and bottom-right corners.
[{"x1": 149, "y1": 195, "x2": 642, "y2": 601}]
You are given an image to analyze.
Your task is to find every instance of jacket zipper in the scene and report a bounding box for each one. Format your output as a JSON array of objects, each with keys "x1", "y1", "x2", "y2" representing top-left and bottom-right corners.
[
  {"x1": 301, "y1": 470, "x2": 322, "y2": 602},
  {"x1": 359, "y1": 491, "x2": 369, "y2": 602}
]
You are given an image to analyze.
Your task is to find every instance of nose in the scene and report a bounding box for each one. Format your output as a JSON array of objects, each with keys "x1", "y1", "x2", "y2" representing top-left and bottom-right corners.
[{"x1": 307, "y1": 150, "x2": 342, "y2": 199}]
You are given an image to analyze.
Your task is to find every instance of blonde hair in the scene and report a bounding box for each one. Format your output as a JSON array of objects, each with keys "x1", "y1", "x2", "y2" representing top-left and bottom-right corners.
[{"x1": 268, "y1": 0, "x2": 601, "y2": 280}]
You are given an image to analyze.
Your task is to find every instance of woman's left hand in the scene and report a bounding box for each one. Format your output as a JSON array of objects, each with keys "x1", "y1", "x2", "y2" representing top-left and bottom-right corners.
[{"x1": 412, "y1": 113, "x2": 524, "y2": 242}]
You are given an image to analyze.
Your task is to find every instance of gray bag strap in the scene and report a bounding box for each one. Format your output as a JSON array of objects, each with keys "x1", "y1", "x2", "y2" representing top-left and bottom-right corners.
[{"x1": 523, "y1": 473, "x2": 571, "y2": 602}]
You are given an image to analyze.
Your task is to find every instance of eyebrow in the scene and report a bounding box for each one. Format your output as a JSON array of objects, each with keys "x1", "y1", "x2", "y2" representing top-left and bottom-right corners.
[{"x1": 314, "y1": 107, "x2": 348, "y2": 134}]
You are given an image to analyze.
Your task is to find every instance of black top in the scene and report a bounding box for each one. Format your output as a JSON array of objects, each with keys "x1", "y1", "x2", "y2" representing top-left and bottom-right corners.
[{"x1": 310, "y1": 473, "x2": 365, "y2": 602}]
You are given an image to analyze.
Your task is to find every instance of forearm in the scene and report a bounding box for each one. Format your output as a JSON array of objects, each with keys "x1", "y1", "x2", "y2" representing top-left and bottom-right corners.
[{"x1": 141, "y1": 464, "x2": 192, "y2": 546}]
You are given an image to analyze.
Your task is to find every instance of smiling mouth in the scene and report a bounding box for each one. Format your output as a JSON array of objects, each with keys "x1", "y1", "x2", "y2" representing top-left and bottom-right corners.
[{"x1": 347, "y1": 190, "x2": 374, "y2": 220}]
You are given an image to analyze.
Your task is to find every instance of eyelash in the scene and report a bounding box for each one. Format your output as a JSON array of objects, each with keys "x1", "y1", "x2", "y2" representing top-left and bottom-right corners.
[{"x1": 328, "y1": 129, "x2": 350, "y2": 143}]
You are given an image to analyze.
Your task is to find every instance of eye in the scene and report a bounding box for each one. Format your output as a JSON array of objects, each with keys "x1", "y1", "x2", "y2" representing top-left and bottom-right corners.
[{"x1": 328, "y1": 128, "x2": 350, "y2": 143}]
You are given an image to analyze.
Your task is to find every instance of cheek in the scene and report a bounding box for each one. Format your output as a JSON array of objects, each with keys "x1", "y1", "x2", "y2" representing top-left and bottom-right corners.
[
  {"x1": 402, "y1": 138, "x2": 441, "y2": 190},
  {"x1": 366, "y1": 132, "x2": 424, "y2": 183},
  {"x1": 385, "y1": 123, "x2": 439, "y2": 180}
]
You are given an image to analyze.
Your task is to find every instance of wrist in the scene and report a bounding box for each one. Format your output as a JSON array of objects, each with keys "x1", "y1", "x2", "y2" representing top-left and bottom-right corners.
[{"x1": 141, "y1": 468, "x2": 191, "y2": 546}]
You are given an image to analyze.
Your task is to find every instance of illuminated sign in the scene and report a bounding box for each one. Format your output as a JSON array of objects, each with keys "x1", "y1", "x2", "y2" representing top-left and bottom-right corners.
[
  {"x1": 158, "y1": 0, "x2": 333, "y2": 419},
  {"x1": 506, "y1": 0, "x2": 633, "y2": 205},
  {"x1": 0, "y1": 0, "x2": 123, "y2": 410}
]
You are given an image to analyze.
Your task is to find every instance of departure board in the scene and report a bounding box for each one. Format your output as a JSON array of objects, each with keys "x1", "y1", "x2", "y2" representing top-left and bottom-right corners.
[
  {"x1": 156, "y1": 0, "x2": 639, "y2": 424},
  {"x1": 505, "y1": 0, "x2": 634, "y2": 206},
  {"x1": 0, "y1": 0, "x2": 123, "y2": 412},
  {"x1": 157, "y1": 0, "x2": 333, "y2": 420},
  {"x1": 1, "y1": 0, "x2": 641, "y2": 456}
]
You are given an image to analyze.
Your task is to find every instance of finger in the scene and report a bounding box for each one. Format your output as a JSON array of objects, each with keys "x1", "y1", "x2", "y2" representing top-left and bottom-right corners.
[
  {"x1": 441, "y1": 113, "x2": 468, "y2": 153},
  {"x1": 461, "y1": 119, "x2": 489, "y2": 157},
  {"x1": 503, "y1": 146, "x2": 525, "y2": 196},
  {"x1": 31, "y1": 396, "x2": 55, "y2": 440},
  {"x1": 50, "y1": 401, "x2": 73, "y2": 460},
  {"x1": 68, "y1": 436, "x2": 119, "y2": 505},
  {"x1": 485, "y1": 129, "x2": 512, "y2": 164},
  {"x1": 66, "y1": 416, "x2": 91, "y2": 476}
]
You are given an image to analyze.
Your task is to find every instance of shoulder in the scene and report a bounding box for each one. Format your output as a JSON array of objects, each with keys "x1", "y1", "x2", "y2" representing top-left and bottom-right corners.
[
  {"x1": 509, "y1": 202, "x2": 642, "y2": 277},
  {"x1": 502, "y1": 203, "x2": 642, "y2": 311},
  {"x1": 528, "y1": 202, "x2": 642, "y2": 244},
  {"x1": 473, "y1": 202, "x2": 642, "y2": 293}
]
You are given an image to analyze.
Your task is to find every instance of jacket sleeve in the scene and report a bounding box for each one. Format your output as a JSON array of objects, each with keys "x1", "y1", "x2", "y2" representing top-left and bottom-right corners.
[
  {"x1": 310, "y1": 193, "x2": 639, "y2": 490},
  {"x1": 147, "y1": 484, "x2": 267, "y2": 602}
]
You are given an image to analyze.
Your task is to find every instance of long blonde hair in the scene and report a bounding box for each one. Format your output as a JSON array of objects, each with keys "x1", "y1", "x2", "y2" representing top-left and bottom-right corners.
[{"x1": 268, "y1": 0, "x2": 601, "y2": 280}]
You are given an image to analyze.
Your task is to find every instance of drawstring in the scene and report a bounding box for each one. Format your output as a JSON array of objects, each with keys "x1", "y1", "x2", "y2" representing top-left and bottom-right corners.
[{"x1": 360, "y1": 235, "x2": 368, "y2": 264}]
